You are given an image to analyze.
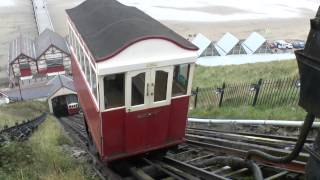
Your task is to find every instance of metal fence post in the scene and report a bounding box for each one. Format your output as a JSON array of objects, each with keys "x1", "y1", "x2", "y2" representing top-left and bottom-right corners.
[
  {"x1": 252, "y1": 79, "x2": 263, "y2": 107},
  {"x1": 218, "y1": 83, "x2": 226, "y2": 107},
  {"x1": 194, "y1": 87, "x2": 199, "y2": 109}
]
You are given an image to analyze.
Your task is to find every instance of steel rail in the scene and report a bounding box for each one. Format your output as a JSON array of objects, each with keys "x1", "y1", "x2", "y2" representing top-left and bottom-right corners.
[
  {"x1": 186, "y1": 139, "x2": 306, "y2": 174},
  {"x1": 186, "y1": 134, "x2": 309, "y2": 162},
  {"x1": 187, "y1": 127, "x2": 315, "y2": 144},
  {"x1": 59, "y1": 115, "x2": 305, "y2": 179},
  {"x1": 187, "y1": 128, "x2": 301, "y2": 151},
  {"x1": 58, "y1": 117, "x2": 122, "y2": 180},
  {"x1": 0, "y1": 113, "x2": 47, "y2": 142},
  {"x1": 162, "y1": 156, "x2": 228, "y2": 180}
]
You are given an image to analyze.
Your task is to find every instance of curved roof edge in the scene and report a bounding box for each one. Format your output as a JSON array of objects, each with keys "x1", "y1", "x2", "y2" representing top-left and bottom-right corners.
[
  {"x1": 66, "y1": 0, "x2": 198, "y2": 63},
  {"x1": 95, "y1": 36, "x2": 198, "y2": 62}
]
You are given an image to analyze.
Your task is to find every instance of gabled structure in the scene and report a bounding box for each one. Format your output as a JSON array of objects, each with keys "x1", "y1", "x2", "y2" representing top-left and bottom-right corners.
[
  {"x1": 191, "y1": 33, "x2": 211, "y2": 56},
  {"x1": 241, "y1": 32, "x2": 267, "y2": 54},
  {"x1": 46, "y1": 75, "x2": 76, "y2": 114},
  {"x1": 8, "y1": 36, "x2": 37, "y2": 78},
  {"x1": 35, "y1": 29, "x2": 71, "y2": 75},
  {"x1": 214, "y1": 32, "x2": 239, "y2": 56},
  {"x1": 227, "y1": 40, "x2": 247, "y2": 55},
  {"x1": 253, "y1": 41, "x2": 272, "y2": 54},
  {"x1": 8, "y1": 29, "x2": 71, "y2": 82},
  {"x1": 200, "y1": 41, "x2": 220, "y2": 57}
]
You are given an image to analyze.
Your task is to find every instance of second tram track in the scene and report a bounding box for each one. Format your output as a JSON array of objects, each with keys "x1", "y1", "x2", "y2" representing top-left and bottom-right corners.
[{"x1": 59, "y1": 114, "x2": 307, "y2": 180}]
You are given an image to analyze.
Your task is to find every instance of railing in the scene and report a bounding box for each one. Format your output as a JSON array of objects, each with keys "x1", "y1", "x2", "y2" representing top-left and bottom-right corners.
[{"x1": 190, "y1": 77, "x2": 300, "y2": 109}]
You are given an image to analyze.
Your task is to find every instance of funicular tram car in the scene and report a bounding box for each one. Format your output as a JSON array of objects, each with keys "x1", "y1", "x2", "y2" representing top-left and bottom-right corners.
[
  {"x1": 66, "y1": 94, "x2": 80, "y2": 115},
  {"x1": 66, "y1": 0, "x2": 198, "y2": 161}
]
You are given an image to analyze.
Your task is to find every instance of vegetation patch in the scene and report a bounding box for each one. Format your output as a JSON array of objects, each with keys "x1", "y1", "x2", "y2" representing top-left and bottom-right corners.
[
  {"x1": 193, "y1": 60, "x2": 298, "y2": 87},
  {"x1": 191, "y1": 60, "x2": 307, "y2": 120},
  {"x1": 0, "y1": 100, "x2": 48, "y2": 127},
  {"x1": 0, "y1": 101, "x2": 96, "y2": 180},
  {"x1": 189, "y1": 106, "x2": 306, "y2": 120},
  {"x1": 0, "y1": 115, "x2": 95, "y2": 180}
]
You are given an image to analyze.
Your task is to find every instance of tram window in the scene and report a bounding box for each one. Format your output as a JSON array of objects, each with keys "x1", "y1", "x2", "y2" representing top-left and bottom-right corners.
[
  {"x1": 131, "y1": 73, "x2": 145, "y2": 106},
  {"x1": 71, "y1": 32, "x2": 74, "y2": 48},
  {"x1": 77, "y1": 41, "x2": 81, "y2": 64},
  {"x1": 91, "y1": 66, "x2": 97, "y2": 99},
  {"x1": 81, "y1": 50, "x2": 86, "y2": 72},
  {"x1": 72, "y1": 33, "x2": 76, "y2": 51},
  {"x1": 172, "y1": 64, "x2": 190, "y2": 97},
  {"x1": 85, "y1": 58, "x2": 91, "y2": 82},
  {"x1": 104, "y1": 73, "x2": 125, "y2": 109},
  {"x1": 154, "y1": 70, "x2": 168, "y2": 102}
]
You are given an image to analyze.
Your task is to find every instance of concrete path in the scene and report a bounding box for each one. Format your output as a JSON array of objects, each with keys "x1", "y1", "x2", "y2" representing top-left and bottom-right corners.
[
  {"x1": 196, "y1": 53, "x2": 296, "y2": 67},
  {"x1": 31, "y1": 0, "x2": 54, "y2": 34},
  {"x1": 188, "y1": 118, "x2": 320, "y2": 127}
]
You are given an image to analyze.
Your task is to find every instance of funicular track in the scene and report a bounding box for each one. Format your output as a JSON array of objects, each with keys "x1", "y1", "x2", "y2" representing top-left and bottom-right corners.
[
  {"x1": 0, "y1": 113, "x2": 47, "y2": 144},
  {"x1": 59, "y1": 114, "x2": 306, "y2": 180}
]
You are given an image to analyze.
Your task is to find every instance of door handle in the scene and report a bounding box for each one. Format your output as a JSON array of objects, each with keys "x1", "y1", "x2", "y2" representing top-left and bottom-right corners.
[
  {"x1": 150, "y1": 83, "x2": 154, "y2": 96},
  {"x1": 147, "y1": 83, "x2": 149, "y2": 96}
]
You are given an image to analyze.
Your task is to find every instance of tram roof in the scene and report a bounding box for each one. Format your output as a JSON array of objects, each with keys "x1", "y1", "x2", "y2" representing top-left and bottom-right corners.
[{"x1": 66, "y1": 0, "x2": 198, "y2": 62}]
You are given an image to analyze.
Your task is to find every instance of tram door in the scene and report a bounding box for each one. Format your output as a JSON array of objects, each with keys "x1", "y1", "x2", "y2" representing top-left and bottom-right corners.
[{"x1": 125, "y1": 66, "x2": 173, "y2": 152}]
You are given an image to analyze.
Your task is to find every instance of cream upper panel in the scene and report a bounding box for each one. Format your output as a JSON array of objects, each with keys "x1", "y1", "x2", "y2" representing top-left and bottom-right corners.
[{"x1": 96, "y1": 39, "x2": 197, "y2": 75}]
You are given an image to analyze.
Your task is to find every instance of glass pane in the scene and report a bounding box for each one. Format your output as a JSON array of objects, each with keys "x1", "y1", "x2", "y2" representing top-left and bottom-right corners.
[
  {"x1": 172, "y1": 64, "x2": 190, "y2": 97},
  {"x1": 131, "y1": 73, "x2": 145, "y2": 106},
  {"x1": 77, "y1": 42, "x2": 81, "y2": 63},
  {"x1": 154, "y1": 70, "x2": 168, "y2": 102},
  {"x1": 85, "y1": 59, "x2": 91, "y2": 82},
  {"x1": 91, "y1": 67, "x2": 97, "y2": 99},
  {"x1": 81, "y1": 53, "x2": 86, "y2": 71},
  {"x1": 104, "y1": 73, "x2": 125, "y2": 109}
]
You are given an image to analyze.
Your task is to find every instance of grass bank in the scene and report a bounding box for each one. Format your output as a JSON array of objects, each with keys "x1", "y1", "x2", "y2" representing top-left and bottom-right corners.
[
  {"x1": 190, "y1": 60, "x2": 307, "y2": 120},
  {"x1": 0, "y1": 100, "x2": 48, "y2": 127},
  {"x1": 189, "y1": 106, "x2": 306, "y2": 120},
  {"x1": 0, "y1": 101, "x2": 95, "y2": 180},
  {"x1": 193, "y1": 60, "x2": 298, "y2": 87},
  {"x1": 0, "y1": 115, "x2": 95, "y2": 180}
]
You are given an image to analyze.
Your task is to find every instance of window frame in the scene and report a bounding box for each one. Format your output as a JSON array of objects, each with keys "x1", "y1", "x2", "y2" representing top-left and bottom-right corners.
[
  {"x1": 100, "y1": 64, "x2": 194, "y2": 112},
  {"x1": 150, "y1": 66, "x2": 173, "y2": 108},
  {"x1": 91, "y1": 65, "x2": 97, "y2": 99},
  {"x1": 100, "y1": 73, "x2": 126, "y2": 111},
  {"x1": 126, "y1": 70, "x2": 149, "y2": 112},
  {"x1": 171, "y1": 63, "x2": 195, "y2": 99},
  {"x1": 69, "y1": 22, "x2": 100, "y2": 109},
  {"x1": 125, "y1": 66, "x2": 173, "y2": 112},
  {"x1": 85, "y1": 56, "x2": 91, "y2": 83}
]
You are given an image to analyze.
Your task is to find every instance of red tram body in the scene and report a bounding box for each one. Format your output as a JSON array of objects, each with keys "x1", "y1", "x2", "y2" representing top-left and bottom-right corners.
[
  {"x1": 67, "y1": 103, "x2": 80, "y2": 115},
  {"x1": 66, "y1": 0, "x2": 198, "y2": 161}
]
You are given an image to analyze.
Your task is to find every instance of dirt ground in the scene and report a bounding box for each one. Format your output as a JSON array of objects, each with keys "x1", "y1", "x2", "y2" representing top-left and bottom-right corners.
[
  {"x1": 164, "y1": 17, "x2": 313, "y2": 41},
  {"x1": 0, "y1": 1, "x2": 37, "y2": 87},
  {"x1": 48, "y1": 0, "x2": 315, "y2": 40}
]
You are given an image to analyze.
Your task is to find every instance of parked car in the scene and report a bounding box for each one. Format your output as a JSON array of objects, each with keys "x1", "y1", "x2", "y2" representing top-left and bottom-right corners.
[
  {"x1": 285, "y1": 42, "x2": 293, "y2": 49},
  {"x1": 274, "y1": 40, "x2": 291, "y2": 49},
  {"x1": 292, "y1": 41, "x2": 305, "y2": 49}
]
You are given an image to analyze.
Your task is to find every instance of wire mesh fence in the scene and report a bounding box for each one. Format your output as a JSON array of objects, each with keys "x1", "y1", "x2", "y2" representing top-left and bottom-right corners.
[{"x1": 190, "y1": 77, "x2": 300, "y2": 109}]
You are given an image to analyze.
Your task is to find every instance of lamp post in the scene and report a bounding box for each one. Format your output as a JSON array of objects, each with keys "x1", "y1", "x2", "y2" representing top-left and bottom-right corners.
[{"x1": 18, "y1": 78, "x2": 23, "y2": 101}]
